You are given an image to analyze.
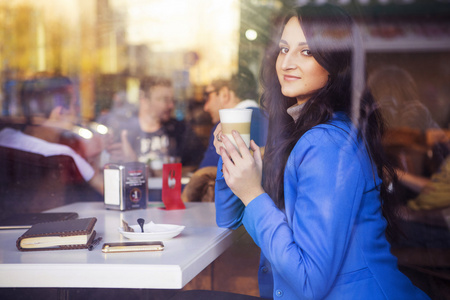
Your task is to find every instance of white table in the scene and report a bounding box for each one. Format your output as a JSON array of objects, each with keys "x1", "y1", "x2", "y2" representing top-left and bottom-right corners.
[{"x1": 0, "y1": 202, "x2": 244, "y2": 289}]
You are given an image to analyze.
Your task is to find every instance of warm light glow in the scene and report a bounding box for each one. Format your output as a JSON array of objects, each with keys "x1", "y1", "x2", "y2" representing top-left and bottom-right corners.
[
  {"x1": 88, "y1": 122, "x2": 108, "y2": 135},
  {"x1": 75, "y1": 127, "x2": 94, "y2": 139},
  {"x1": 2, "y1": 0, "x2": 241, "y2": 113},
  {"x1": 245, "y1": 29, "x2": 258, "y2": 41},
  {"x1": 95, "y1": 124, "x2": 109, "y2": 135},
  {"x1": 111, "y1": 0, "x2": 240, "y2": 84}
]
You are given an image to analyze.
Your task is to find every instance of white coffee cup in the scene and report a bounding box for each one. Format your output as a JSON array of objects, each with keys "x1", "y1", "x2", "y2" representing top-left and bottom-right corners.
[{"x1": 219, "y1": 108, "x2": 252, "y2": 149}]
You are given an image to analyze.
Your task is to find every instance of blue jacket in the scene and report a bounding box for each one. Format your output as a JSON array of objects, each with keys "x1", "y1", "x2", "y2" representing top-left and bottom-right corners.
[
  {"x1": 215, "y1": 112, "x2": 429, "y2": 299},
  {"x1": 199, "y1": 106, "x2": 268, "y2": 168}
]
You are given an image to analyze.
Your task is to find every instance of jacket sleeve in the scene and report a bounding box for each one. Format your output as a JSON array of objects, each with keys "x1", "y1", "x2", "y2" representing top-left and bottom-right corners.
[
  {"x1": 214, "y1": 156, "x2": 246, "y2": 229},
  {"x1": 242, "y1": 128, "x2": 367, "y2": 299}
]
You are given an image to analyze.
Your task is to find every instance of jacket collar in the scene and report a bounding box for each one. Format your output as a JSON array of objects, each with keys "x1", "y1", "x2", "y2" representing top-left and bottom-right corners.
[{"x1": 287, "y1": 103, "x2": 306, "y2": 122}]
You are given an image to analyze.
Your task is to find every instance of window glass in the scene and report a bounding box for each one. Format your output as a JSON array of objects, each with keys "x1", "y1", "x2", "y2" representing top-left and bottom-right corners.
[{"x1": 0, "y1": 1, "x2": 449, "y2": 298}]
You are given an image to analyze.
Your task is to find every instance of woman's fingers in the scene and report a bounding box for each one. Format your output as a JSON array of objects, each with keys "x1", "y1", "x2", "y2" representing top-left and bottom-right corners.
[
  {"x1": 219, "y1": 146, "x2": 231, "y2": 175},
  {"x1": 220, "y1": 137, "x2": 264, "y2": 206},
  {"x1": 220, "y1": 132, "x2": 243, "y2": 162},
  {"x1": 213, "y1": 123, "x2": 223, "y2": 155},
  {"x1": 231, "y1": 130, "x2": 251, "y2": 156},
  {"x1": 250, "y1": 140, "x2": 262, "y2": 168}
]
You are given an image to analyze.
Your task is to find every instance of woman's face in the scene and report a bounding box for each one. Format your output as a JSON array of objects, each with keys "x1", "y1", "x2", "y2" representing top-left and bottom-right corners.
[{"x1": 276, "y1": 17, "x2": 330, "y2": 104}]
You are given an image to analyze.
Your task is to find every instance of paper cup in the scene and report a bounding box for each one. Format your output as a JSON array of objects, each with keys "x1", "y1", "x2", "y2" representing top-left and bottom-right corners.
[{"x1": 219, "y1": 108, "x2": 252, "y2": 149}]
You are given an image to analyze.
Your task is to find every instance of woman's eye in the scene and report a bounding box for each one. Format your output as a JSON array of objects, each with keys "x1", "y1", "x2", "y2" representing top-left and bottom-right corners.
[
  {"x1": 301, "y1": 49, "x2": 312, "y2": 56},
  {"x1": 279, "y1": 47, "x2": 289, "y2": 54}
]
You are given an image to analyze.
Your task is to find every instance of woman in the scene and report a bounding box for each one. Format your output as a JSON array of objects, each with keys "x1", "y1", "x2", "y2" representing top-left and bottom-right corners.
[{"x1": 213, "y1": 4, "x2": 429, "y2": 300}]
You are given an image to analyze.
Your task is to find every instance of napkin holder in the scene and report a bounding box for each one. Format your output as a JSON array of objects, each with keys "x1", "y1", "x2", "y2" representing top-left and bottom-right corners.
[{"x1": 104, "y1": 162, "x2": 148, "y2": 211}]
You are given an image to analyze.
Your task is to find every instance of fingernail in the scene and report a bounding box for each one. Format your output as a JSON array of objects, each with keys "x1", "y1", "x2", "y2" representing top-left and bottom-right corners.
[{"x1": 232, "y1": 130, "x2": 238, "y2": 135}]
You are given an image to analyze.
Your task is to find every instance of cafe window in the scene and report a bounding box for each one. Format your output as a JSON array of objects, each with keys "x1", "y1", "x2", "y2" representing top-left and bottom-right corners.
[{"x1": 0, "y1": 0, "x2": 449, "y2": 298}]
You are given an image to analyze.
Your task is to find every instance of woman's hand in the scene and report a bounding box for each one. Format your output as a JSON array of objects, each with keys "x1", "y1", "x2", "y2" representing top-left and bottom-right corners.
[
  {"x1": 219, "y1": 130, "x2": 265, "y2": 206},
  {"x1": 213, "y1": 123, "x2": 223, "y2": 155}
]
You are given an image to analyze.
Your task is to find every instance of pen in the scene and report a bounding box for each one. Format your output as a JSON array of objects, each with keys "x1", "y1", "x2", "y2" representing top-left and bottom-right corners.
[{"x1": 88, "y1": 237, "x2": 102, "y2": 251}]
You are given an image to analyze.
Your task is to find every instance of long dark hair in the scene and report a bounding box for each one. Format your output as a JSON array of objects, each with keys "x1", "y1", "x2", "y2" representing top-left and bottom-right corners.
[{"x1": 260, "y1": 4, "x2": 399, "y2": 236}]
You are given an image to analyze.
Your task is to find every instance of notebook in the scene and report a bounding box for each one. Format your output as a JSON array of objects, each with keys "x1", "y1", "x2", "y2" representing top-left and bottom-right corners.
[{"x1": 16, "y1": 217, "x2": 97, "y2": 251}]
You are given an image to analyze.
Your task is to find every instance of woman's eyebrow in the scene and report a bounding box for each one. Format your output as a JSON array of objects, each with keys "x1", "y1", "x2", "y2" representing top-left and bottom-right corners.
[{"x1": 278, "y1": 39, "x2": 308, "y2": 47}]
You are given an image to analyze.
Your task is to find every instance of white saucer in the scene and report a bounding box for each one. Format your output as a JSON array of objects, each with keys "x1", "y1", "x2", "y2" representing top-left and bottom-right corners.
[{"x1": 119, "y1": 221, "x2": 185, "y2": 241}]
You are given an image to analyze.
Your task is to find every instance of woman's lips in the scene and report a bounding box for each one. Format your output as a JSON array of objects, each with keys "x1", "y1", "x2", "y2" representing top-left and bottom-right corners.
[{"x1": 283, "y1": 75, "x2": 301, "y2": 81}]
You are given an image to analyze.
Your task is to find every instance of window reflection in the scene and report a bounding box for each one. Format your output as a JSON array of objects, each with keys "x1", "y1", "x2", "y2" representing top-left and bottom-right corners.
[{"x1": 0, "y1": 0, "x2": 449, "y2": 298}]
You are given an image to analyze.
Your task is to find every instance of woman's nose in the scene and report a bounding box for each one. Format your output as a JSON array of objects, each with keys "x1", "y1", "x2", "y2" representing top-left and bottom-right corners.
[{"x1": 281, "y1": 53, "x2": 296, "y2": 70}]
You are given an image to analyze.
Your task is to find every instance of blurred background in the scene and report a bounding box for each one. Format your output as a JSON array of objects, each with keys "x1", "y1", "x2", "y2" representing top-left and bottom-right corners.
[
  {"x1": 1, "y1": 0, "x2": 450, "y2": 298},
  {"x1": 1, "y1": 0, "x2": 449, "y2": 131}
]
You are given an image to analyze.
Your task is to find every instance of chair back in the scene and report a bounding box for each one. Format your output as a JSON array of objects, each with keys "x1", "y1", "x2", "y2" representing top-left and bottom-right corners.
[{"x1": 0, "y1": 146, "x2": 100, "y2": 218}]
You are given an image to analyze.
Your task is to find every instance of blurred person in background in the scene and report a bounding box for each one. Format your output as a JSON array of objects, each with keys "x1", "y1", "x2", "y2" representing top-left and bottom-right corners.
[
  {"x1": 368, "y1": 65, "x2": 450, "y2": 213},
  {"x1": 181, "y1": 69, "x2": 269, "y2": 203},
  {"x1": 397, "y1": 152, "x2": 450, "y2": 212},
  {"x1": 200, "y1": 68, "x2": 268, "y2": 168},
  {"x1": 369, "y1": 66, "x2": 450, "y2": 254},
  {"x1": 211, "y1": 4, "x2": 429, "y2": 299},
  {"x1": 96, "y1": 89, "x2": 138, "y2": 168},
  {"x1": 107, "y1": 76, "x2": 204, "y2": 175},
  {"x1": 0, "y1": 75, "x2": 104, "y2": 196},
  {"x1": 368, "y1": 65, "x2": 448, "y2": 177},
  {"x1": 96, "y1": 90, "x2": 138, "y2": 135},
  {"x1": 368, "y1": 65, "x2": 440, "y2": 132}
]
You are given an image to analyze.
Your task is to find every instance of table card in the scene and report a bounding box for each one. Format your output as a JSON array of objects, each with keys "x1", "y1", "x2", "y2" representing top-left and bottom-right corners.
[{"x1": 161, "y1": 163, "x2": 185, "y2": 210}]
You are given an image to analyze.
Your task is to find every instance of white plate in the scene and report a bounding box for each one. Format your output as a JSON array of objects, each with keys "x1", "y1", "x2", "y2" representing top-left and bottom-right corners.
[{"x1": 118, "y1": 221, "x2": 185, "y2": 241}]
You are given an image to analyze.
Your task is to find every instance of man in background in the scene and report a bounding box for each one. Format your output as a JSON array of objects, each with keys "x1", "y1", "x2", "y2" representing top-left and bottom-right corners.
[
  {"x1": 181, "y1": 68, "x2": 268, "y2": 202},
  {"x1": 200, "y1": 68, "x2": 268, "y2": 168},
  {"x1": 107, "y1": 76, "x2": 204, "y2": 173},
  {"x1": 96, "y1": 90, "x2": 138, "y2": 134}
]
